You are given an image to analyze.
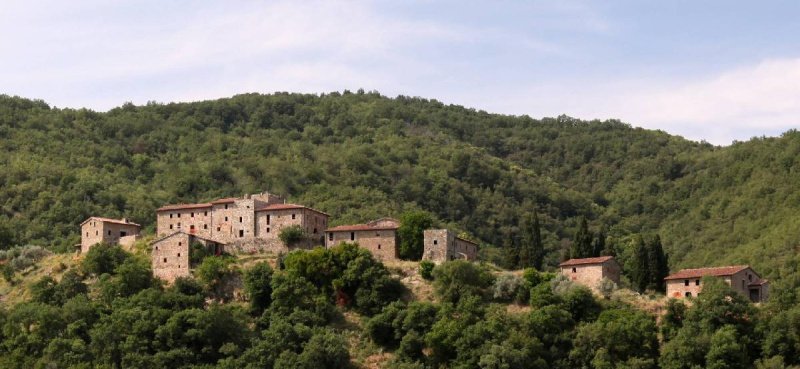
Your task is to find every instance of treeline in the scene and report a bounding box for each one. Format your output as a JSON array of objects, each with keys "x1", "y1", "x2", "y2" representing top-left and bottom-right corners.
[
  {"x1": 1, "y1": 93, "x2": 800, "y2": 276},
  {"x1": 4, "y1": 244, "x2": 800, "y2": 368}
]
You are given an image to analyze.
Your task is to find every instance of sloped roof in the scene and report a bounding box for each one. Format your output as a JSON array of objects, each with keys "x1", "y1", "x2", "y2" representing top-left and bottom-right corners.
[
  {"x1": 80, "y1": 217, "x2": 141, "y2": 227},
  {"x1": 559, "y1": 256, "x2": 615, "y2": 267},
  {"x1": 255, "y1": 203, "x2": 329, "y2": 216},
  {"x1": 326, "y1": 217, "x2": 400, "y2": 232},
  {"x1": 156, "y1": 203, "x2": 212, "y2": 211},
  {"x1": 664, "y1": 265, "x2": 751, "y2": 280},
  {"x1": 151, "y1": 231, "x2": 225, "y2": 245},
  {"x1": 210, "y1": 197, "x2": 238, "y2": 204},
  {"x1": 749, "y1": 279, "x2": 769, "y2": 287}
]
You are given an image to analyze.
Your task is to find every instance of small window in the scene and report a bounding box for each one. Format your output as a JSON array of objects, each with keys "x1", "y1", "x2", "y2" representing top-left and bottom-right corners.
[
  {"x1": 684, "y1": 280, "x2": 690, "y2": 286},
  {"x1": 155, "y1": 246, "x2": 159, "y2": 251},
  {"x1": 239, "y1": 217, "x2": 243, "y2": 223},
  {"x1": 572, "y1": 267, "x2": 577, "y2": 273},
  {"x1": 433, "y1": 240, "x2": 438, "y2": 245},
  {"x1": 86, "y1": 232, "x2": 89, "y2": 237},
  {"x1": 190, "y1": 225, "x2": 195, "y2": 230},
  {"x1": 225, "y1": 216, "x2": 228, "y2": 221},
  {"x1": 177, "y1": 222, "x2": 181, "y2": 228},
  {"x1": 313, "y1": 228, "x2": 317, "y2": 234},
  {"x1": 96, "y1": 230, "x2": 98, "y2": 235},
  {"x1": 292, "y1": 213, "x2": 296, "y2": 220},
  {"x1": 378, "y1": 244, "x2": 381, "y2": 249},
  {"x1": 267, "y1": 227, "x2": 270, "y2": 233},
  {"x1": 107, "y1": 230, "x2": 111, "y2": 236},
  {"x1": 695, "y1": 279, "x2": 700, "y2": 286},
  {"x1": 685, "y1": 292, "x2": 692, "y2": 297},
  {"x1": 204, "y1": 211, "x2": 208, "y2": 216},
  {"x1": 217, "y1": 227, "x2": 221, "y2": 232},
  {"x1": 170, "y1": 214, "x2": 173, "y2": 219},
  {"x1": 350, "y1": 232, "x2": 355, "y2": 241},
  {"x1": 204, "y1": 224, "x2": 208, "y2": 229},
  {"x1": 329, "y1": 233, "x2": 334, "y2": 241},
  {"x1": 163, "y1": 258, "x2": 167, "y2": 263},
  {"x1": 170, "y1": 224, "x2": 173, "y2": 230},
  {"x1": 178, "y1": 213, "x2": 181, "y2": 218},
  {"x1": 120, "y1": 231, "x2": 127, "y2": 237},
  {"x1": 748, "y1": 274, "x2": 753, "y2": 281},
  {"x1": 267, "y1": 215, "x2": 271, "y2": 225},
  {"x1": 375, "y1": 232, "x2": 380, "y2": 237},
  {"x1": 177, "y1": 253, "x2": 181, "y2": 257},
  {"x1": 191, "y1": 212, "x2": 194, "y2": 217},
  {"x1": 224, "y1": 204, "x2": 228, "y2": 209},
  {"x1": 178, "y1": 242, "x2": 181, "y2": 246},
  {"x1": 239, "y1": 230, "x2": 244, "y2": 237}
]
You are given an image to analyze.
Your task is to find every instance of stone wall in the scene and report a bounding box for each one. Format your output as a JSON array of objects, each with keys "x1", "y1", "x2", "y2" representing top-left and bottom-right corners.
[
  {"x1": 666, "y1": 278, "x2": 704, "y2": 299},
  {"x1": 81, "y1": 219, "x2": 141, "y2": 254},
  {"x1": 453, "y1": 238, "x2": 478, "y2": 261},
  {"x1": 666, "y1": 268, "x2": 768, "y2": 302},
  {"x1": 327, "y1": 230, "x2": 398, "y2": 261},
  {"x1": 422, "y1": 229, "x2": 478, "y2": 263},
  {"x1": 560, "y1": 264, "x2": 607, "y2": 290},
  {"x1": 156, "y1": 206, "x2": 212, "y2": 238},
  {"x1": 151, "y1": 232, "x2": 191, "y2": 283}
]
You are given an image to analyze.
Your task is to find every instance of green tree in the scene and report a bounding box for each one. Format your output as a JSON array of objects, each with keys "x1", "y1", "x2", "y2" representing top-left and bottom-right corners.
[
  {"x1": 397, "y1": 210, "x2": 433, "y2": 260},
  {"x1": 705, "y1": 325, "x2": 749, "y2": 369},
  {"x1": 570, "y1": 217, "x2": 593, "y2": 259},
  {"x1": 630, "y1": 236, "x2": 649, "y2": 293},
  {"x1": 646, "y1": 234, "x2": 669, "y2": 292},
  {"x1": 279, "y1": 225, "x2": 308, "y2": 248},
  {"x1": 593, "y1": 225, "x2": 607, "y2": 258},
  {"x1": 431, "y1": 260, "x2": 494, "y2": 304},
  {"x1": 195, "y1": 256, "x2": 237, "y2": 301},
  {"x1": 81, "y1": 243, "x2": 128, "y2": 276},
  {"x1": 244, "y1": 262, "x2": 274, "y2": 316}
]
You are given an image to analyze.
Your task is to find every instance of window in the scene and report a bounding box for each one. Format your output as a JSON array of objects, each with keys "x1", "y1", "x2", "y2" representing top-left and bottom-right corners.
[
  {"x1": 292, "y1": 213, "x2": 296, "y2": 220},
  {"x1": 177, "y1": 222, "x2": 181, "y2": 228},
  {"x1": 178, "y1": 242, "x2": 181, "y2": 246},
  {"x1": 178, "y1": 213, "x2": 181, "y2": 218},
  {"x1": 163, "y1": 258, "x2": 167, "y2": 263},
  {"x1": 224, "y1": 204, "x2": 228, "y2": 209},
  {"x1": 748, "y1": 274, "x2": 753, "y2": 281},
  {"x1": 695, "y1": 279, "x2": 700, "y2": 286},
  {"x1": 350, "y1": 232, "x2": 355, "y2": 241},
  {"x1": 203, "y1": 224, "x2": 208, "y2": 229},
  {"x1": 190, "y1": 225, "x2": 195, "y2": 230},
  {"x1": 685, "y1": 292, "x2": 692, "y2": 297},
  {"x1": 170, "y1": 225, "x2": 173, "y2": 230},
  {"x1": 267, "y1": 215, "x2": 271, "y2": 225},
  {"x1": 433, "y1": 240, "x2": 438, "y2": 245},
  {"x1": 313, "y1": 228, "x2": 317, "y2": 234},
  {"x1": 684, "y1": 280, "x2": 690, "y2": 286},
  {"x1": 239, "y1": 217, "x2": 243, "y2": 223},
  {"x1": 267, "y1": 227, "x2": 270, "y2": 233},
  {"x1": 204, "y1": 211, "x2": 208, "y2": 216},
  {"x1": 191, "y1": 212, "x2": 194, "y2": 217},
  {"x1": 329, "y1": 233, "x2": 334, "y2": 241},
  {"x1": 225, "y1": 216, "x2": 228, "y2": 221},
  {"x1": 96, "y1": 230, "x2": 98, "y2": 235},
  {"x1": 155, "y1": 246, "x2": 158, "y2": 251},
  {"x1": 107, "y1": 230, "x2": 111, "y2": 236},
  {"x1": 572, "y1": 267, "x2": 577, "y2": 273},
  {"x1": 217, "y1": 227, "x2": 221, "y2": 232},
  {"x1": 170, "y1": 214, "x2": 173, "y2": 219},
  {"x1": 177, "y1": 253, "x2": 181, "y2": 257},
  {"x1": 378, "y1": 244, "x2": 381, "y2": 249},
  {"x1": 239, "y1": 230, "x2": 244, "y2": 237},
  {"x1": 375, "y1": 232, "x2": 380, "y2": 237},
  {"x1": 120, "y1": 231, "x2": 127, "y2": 237}
]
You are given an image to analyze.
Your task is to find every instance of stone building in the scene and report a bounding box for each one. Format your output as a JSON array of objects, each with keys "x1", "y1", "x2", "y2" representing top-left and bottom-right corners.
[
  {"x1": 664, "y1": 265, "x2": 769, "y2": 302},
  {"x1": 422, "y1": 229, "x2": 478, "y2": 263},
  {"x1": 559, "y1": 256, "x2": 621, "y2": 290},
  {"x1": 151, "y1": 231, "x2": 225, "y2": 283},
  {"x1": 80, "y1": 217, "x2": 141, "y2": 254},
  {"x1": 155, "y1": 191, "x2": 327, "y2": 252},
  {"x1": 325, "y1": 218, "x2": 400, "y2": 260}
]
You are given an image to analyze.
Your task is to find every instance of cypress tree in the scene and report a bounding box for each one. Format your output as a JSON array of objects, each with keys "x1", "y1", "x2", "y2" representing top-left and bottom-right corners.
[
  {"x1": 531, "y1": 211, "x2": 544, "y2": 270},
  {"x1": 647, "y1": 235, "x2": 669, "y2": 292},
  {"x1": 631, "y1": 235, "x2": 649, "y2": 293},
  {"x1": 503, "y1": 231, "x2": 519, "y2": 270},
  {"x1": 593, "y1": 225, "x2": 607, "y2": 257},
  {"x1": 571, "y1": 217, "x2": 593, "y2": 259},
  {"x1": 518, "y1": 215, "x2": 532, "y2": 268}
]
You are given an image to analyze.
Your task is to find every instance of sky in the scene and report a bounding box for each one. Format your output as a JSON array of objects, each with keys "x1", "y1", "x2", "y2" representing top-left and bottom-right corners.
[{"x1": 1, "y1": 1, "x2": 799, "y2": 145}]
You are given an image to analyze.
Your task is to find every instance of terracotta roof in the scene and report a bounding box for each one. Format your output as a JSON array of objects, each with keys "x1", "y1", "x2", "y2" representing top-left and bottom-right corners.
[
  {"x1": 80, "y1": 217, "x2": 141, "y2": 227},
  {"x1": 256, "y1": 203, "x2": 330, "y2": 216},
  {"x1": 559, "y1": 256, "x2": 615, "y2": 267},
  {"x1": 326, "y1": 223, "x2": 400, "y2": 232},
  {"x1": 151, "y1": 231, "x2": 226, "y2": 245},
  {"x1": 664, "y1": 265, "x2": 750, "y2": 280},
  {"x1": 157, "y1": 203, "x2": 212, "y2": 211},
  {"x1": 211, "y1": 197, "x2": 238, "y2": 204}
]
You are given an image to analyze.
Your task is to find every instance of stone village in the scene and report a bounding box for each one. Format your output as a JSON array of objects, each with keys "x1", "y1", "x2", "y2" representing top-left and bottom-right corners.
[{"x1": 81, "y1": 190, "x2": 768, "y2": 302}]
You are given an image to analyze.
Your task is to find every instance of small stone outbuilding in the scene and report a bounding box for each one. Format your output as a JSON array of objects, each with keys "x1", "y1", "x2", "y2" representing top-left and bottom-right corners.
[
  {"x1": 325, "y1": 218, "x2": 400, "y2": 261},
  {"x1": 664, "y1": 265, "x2": 769, "y2": 302},
  {"x1": 151, "y1": 231, "x2": 225, "y2": 283},
  {"x1": 559, "y1": 256, "x2": 621, "y2": 290},
  {"x1": 422, "y1": 229, "x2": 478, "y2": 263},
  {"x1": 80, "y1": 217, "x2": 141, "y2": 254}
]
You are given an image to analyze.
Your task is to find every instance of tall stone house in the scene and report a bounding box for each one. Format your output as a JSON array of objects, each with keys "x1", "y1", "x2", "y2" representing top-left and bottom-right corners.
[
  {"x1": 155, "y1": 192, "x2": 328, "y2": 253},
  {"x1": 422, "y1": 229, "x2": 478, "y2": 263},
  {"x1": 80, "y1": 217, "x2": 141, "y2": 254},
  {"x1": 665, "y1": 265, "x2": 769, "y2": 302},
  {"x1": 325, "y1": 218, "x2": 400, "y2": 260},
  {"x1": 151, "y1": 231, "x2": 225, "y2": 283},
  {"x1": 559, "y1": 256, "x2": 621, "y2": 290}
]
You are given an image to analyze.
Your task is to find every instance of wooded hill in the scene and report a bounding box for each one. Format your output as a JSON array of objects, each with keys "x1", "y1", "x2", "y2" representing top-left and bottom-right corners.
[{"x1": 1, "y1": 91, "x2": 799, "y2": 277}]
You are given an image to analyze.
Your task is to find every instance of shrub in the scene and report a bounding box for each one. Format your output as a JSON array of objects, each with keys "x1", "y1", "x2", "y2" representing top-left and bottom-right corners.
[
  {"x1": 244, "y1": 262, "x2": 274, "y2": 315},
  {"x1": 279, "y1": 225, "x2": 308, "y2": 247},
  {"x1": 81, "y1": 244, "x2": 128, "y2": 276},
  {"x1": 492, "y1": 273, "x2": 523, "y2": 302},
  {"x1": 598, "y1": 277, "x2": 617, "y2": 299},
  {"x1": 431, "y1": 260, "x2": 494, "y2": 304},
  {"x1": 419, "y1": 260, "x2": 435, "y2": 280},
  {"x1": 195, "y1": 256, "x2": 237, "y2": 301}
]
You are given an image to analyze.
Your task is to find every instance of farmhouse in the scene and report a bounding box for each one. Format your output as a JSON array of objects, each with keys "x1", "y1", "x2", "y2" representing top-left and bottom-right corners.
[
  {"x1": 155, "y1": 191, "x2": 328, "y2": 252},
  {"x1": 151, "y1": 231, "x2": 225, "y2": 283},
  {"x1": 422, "y1": 229, "x2": 478, "y2": 263},
  {"x1": 80, "y1": 217, "x2": 141, "y2": 254},
  {"x1": 559, "y1": 256, "x2": 621, "y2": 290},
  {"x1": 325, "y1": 218, "x2": 400, "y2": 260},
  {"x1": 664, "y1": 265, "x2": 769, "y2": 302}
]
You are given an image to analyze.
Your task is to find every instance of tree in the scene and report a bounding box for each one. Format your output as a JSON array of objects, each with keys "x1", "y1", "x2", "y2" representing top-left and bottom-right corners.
[
  {"x1": 593, "y1": 225, "x2": 607, "y2": 258},
  {"x1": 81, "y1": 243, "x2": 128, "y2": 276},
  {"x1": 503, "y1": 231, "x2": 518, "y2": 270},
  {"x1": 432, "y1": 260, "x2": 494, "y2": 304},
  {"x1": 279, "y1": 225, "x2": 308, "y2": 248},
  {"x1": 570, "y1": 217, "x2": 593, "y2": 259},
  {"x1": 520, "y1": 211, "x2": 544, "y2": 269},
  {"x1": 397, "y1": 211, "x2": 433, "y2": 260},
  {"x1": 630, "y1": 236, "x2": 649, "y2": 293},
  {"x1": 196, "y1": 256, "x2": 237, "y2": 301},
  {"x1": 244, "y1": 262, "x2": 274, "y2": 316},
  {"x1": 705, "y1": 325, "x2": 750, "y2": 369},
  {"x1": 646, "y1": 235, "x2": 669, "y2": 292}
]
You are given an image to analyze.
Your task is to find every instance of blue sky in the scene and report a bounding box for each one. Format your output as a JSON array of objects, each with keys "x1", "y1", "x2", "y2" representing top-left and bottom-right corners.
[{"x1": 1, "y1": 1, "x2": 799, "y2": 145}]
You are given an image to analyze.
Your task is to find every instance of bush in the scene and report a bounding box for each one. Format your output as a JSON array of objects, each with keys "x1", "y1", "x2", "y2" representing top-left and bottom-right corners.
[
  {"x1": 492, "y1": 273, "x2": 523, "y2": 302},
  {"x1": 419, "y1": 260, "x2": 435, "y2": 280},
  {"x1": 195, "y1": 256, "x2": 237, "y2": 301},
  {"x1": 431, "y1": 260, "x2": 494, "y2": 304},
  {"x1": 81, "y1": 244, "x2": 128, "y2": 276},
  {"x1": 244, "y1": 262, "x2": 274, "y2": 315},
  {"x1": 279, "y1": 225, "x2": 308, "y2": 247}
]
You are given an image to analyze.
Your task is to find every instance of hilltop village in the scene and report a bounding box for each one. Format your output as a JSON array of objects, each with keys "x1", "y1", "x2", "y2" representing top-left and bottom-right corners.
[{"x1": 81, "y1": 190, "x2": 768, "y2": 303}]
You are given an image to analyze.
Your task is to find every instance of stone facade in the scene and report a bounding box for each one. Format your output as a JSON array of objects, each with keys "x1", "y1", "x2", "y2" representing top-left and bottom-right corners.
[
  {"x1": 559, "y1": 256, "x2": 621, "y2": 290},
  {"x1": 665, "y1": 265, "x2": 769, "y2": 302},
  {"x1": 325, "y1": 218, "x2": 400, "y2": 260},
  {"x1": 422, "y1": 229, "x2": 479, "y2": 263},
  {"x1": 80, "y1": 217, "x2": 142, "y2": 254},
  {"x1": 155, "y1": 191, "x2": 325, "y2": 253},
  {"x1": 151, "y1": 231, "x2": 224, "y2": 283}
]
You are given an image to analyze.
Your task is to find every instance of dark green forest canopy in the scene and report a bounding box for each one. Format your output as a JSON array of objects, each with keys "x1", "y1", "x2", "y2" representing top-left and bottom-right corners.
[{"x1": 1, "y1": 92, "x2": 799, "y2": 276}]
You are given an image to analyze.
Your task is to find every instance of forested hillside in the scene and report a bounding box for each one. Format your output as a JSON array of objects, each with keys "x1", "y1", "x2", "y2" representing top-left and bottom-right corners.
[{"x1": 1, "y1": 91, "x2": 799, "y2": 277}]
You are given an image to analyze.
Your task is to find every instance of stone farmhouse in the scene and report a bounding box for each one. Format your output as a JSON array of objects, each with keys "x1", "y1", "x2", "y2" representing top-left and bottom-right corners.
[
  {"x1": 325, "y1": 218, "x2": 400, "y2": 260},
  {"x1": 80, "y1": 217, "x2": 141, "y2": 254},
  {"x1": 151, "y1": 231, "x2": 225, "y2": 283},
  {"x1": 559, "y1": 256, "x2": 621, "y2": 290},
  {"x1": 422, "y1": 229, "x2": 478, "y2": 263},
  {"x1": 155, "y1": 191, "x2": 328, "y2": 253},
  {"x1": 665, "y1": 265, "x2": 769, "y2": 302}
]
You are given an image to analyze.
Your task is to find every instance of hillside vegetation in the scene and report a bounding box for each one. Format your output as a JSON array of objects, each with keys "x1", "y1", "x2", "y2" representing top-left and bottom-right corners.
[{"x1": 1, "y1": 92, "x2": 800, "y2": 277}]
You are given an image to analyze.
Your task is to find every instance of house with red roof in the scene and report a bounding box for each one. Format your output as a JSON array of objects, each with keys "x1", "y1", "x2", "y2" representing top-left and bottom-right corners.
[
  {"x1": 80, "y1": 216, "x2": 141, "y2": 254},
  {"x1": 665, "y1": 265, "x2": 769, "y2": 302},
  {"x1": 559, "y1": 256, "x2": 621, "y2": 290},
  {"x1": 325, "y1": 218, "x2": 400, "y2": 260}
]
